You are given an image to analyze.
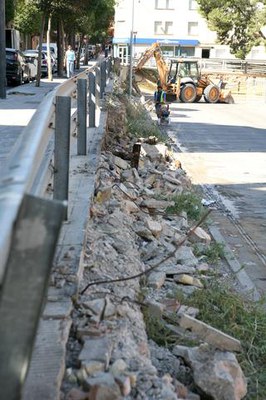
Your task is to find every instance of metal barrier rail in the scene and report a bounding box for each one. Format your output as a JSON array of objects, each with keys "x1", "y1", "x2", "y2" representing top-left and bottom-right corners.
[
  {"x1": 0, "y1": 56, "x2": 112, "y2": 399},
  {"x1": 0, "y1": 58, "x2": 111, "y2": 283},
  {"x1": 136, "y1": 56, "x2": 266, "y2": 75}
]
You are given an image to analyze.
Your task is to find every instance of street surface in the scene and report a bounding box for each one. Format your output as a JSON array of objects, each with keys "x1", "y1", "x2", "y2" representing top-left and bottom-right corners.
[
  {"x1": 0, "y1": 78, "x2": 65, "y2": 172},
  {"x1": 166, "y1": 99, "x2": 266, "y2": 295}
]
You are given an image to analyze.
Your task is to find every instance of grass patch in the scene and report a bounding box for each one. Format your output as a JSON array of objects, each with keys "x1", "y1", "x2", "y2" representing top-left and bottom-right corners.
[
  {"x1": 193, "y1": 242, "x2": 225, "y2": 264},
  {"x1": 142, "y1": 309, "x2": 177, "y2": 347},
  {"x1": 165, "y1": 191, "x2": 204, "y2": 221},
  {"x1": 173, "y1": 282, "x2": 266, "y2": 399},
  {"x1": 125, "y1": 99, "x2": 166, "y2": 142}
]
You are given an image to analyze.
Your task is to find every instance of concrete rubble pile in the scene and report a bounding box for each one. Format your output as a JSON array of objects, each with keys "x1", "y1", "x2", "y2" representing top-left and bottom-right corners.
[{"x1": 61, "y1": 93, "x2": 247, "y2": 400}]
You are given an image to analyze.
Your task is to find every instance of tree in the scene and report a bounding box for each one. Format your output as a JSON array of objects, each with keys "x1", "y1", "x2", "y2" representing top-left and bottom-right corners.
[
  {"x1": 196, "y1": 0, "x2": 266, "y2": 59},
  {"x1": 5, "y1": 0, "x2": 15, "y2": 24}
]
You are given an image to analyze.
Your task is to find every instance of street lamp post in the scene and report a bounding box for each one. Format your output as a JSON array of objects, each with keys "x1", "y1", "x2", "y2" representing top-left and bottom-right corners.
[{"x1": 129, "y1": 0, "x2": 135, "y2": 97}]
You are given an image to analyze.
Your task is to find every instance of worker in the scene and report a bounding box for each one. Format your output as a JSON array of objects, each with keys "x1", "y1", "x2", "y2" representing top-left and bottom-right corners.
[{"x1": 154, "y1": 84, "x2": 166, "y2": 116}]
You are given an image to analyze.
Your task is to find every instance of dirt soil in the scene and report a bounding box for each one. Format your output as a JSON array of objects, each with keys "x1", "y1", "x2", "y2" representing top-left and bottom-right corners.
[{"x1": 134, "y1": 68, "x2": 266, "y2": 99}]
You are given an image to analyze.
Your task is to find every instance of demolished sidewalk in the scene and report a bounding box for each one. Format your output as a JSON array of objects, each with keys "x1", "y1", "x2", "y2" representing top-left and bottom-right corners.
[{"x1": 60, "y1": 90, "x2": 247, "y2": 400}]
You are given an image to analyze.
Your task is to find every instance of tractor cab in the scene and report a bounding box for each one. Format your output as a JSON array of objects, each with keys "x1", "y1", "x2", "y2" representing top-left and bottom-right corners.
[{"x1": 167, "y1": 58, "x2": 200, "y2": 85}]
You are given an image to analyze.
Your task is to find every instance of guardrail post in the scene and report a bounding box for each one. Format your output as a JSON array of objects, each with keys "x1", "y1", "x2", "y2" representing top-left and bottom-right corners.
[
  {"x1": 53, "y1": 96, "x2": 71, "y2": 219},
  {"x1": 0, "y1": 194, "x2": 66, "y2": 400},
  {"x1": 88, "y1": 71, "x2": 96, "y2": 128},
  {"x1": 95, "y1": 66, "x2": 101, "y2": 105},
  {"x1": 77, "y1": 79, "x2": 87, "y2": 155},
  {"x1": 107, "y1": 57, "x2": 112, "y2": 78},
  {"x1": 100, "y1": 61, "x2": 106, "y2": 98}
]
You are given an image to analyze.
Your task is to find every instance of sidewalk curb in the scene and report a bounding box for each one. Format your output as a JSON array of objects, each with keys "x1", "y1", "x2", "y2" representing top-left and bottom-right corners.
[
  {"x1": 22, "y1": 93, "x2": 109, "y2": 400},
  {"x1": 209, "y1": 225, "x2": 261, "y2": 301}
]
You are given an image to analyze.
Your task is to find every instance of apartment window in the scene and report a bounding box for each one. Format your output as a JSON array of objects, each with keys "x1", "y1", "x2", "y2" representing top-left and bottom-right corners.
[
  {"x1": 154, "y1": 21, "x2": 173, "y2": 35},
  {"x1": 189, "y1": 0, "x2": 197, "y2": 10},
  {"x1": 155, "y1": 0, "x2": 174, "y2": 10},
  {"x1": 188, "y1": 22, "x2": 198, "y2": 36}
]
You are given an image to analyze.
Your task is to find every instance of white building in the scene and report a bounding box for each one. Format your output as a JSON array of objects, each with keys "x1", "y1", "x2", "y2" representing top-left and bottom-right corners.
[{"x1": 113, "y1": 0, "x2": 266, "y2": 64}]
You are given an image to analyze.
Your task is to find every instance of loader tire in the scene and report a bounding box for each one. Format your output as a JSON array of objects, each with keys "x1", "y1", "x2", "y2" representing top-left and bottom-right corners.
[
  {"x1": 180, "y1": 84, "x2": 197, "y2": 103},
  {"x1": 204, "y1": 84, "x2": 220, "y2": 103}
]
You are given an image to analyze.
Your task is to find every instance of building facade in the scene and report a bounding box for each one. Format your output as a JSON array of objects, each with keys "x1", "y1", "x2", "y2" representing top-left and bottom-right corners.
[{"x1": 113, "y1": 0, "x2": 266, "y2": 64}]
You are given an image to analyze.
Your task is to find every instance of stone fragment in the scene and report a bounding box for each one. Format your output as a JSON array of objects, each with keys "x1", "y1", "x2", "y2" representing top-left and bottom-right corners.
[
  {"x1": 140, "y1": 198, "x2": 174, "y2": 210},
  {"x1": 118, "y1": 183, "x2": 137, "y2": 200},
  {"x1": 82, "y1": 361, "x2": 105, "y2": 375},
  {"x1": 141, "y1": 143, "x2": 168, "y2": 161},
  {"x1": 95, "y1": 185, "x2": 112, "y2": 203},
  {"x1": 146, "y1": 300, "x2": 165, "y2": 318},
  {"x1": 174, "y1": 274, "x2": 204, "y2": 288},
  {"x1": 173, "y1": 344, "x2": 247, "y2": 400},
  {"x1": 65, "y1": 368, "x2": 78, "y2": 384},
  {"x1": 65, "y1": 388, "x2": 89, "y2": 400},
  {"x1": 114, "y1": 374, "x2": 131, "y2": 396},
  {"x1": 134, "y1": 222, "x2": 154, "y2": 240},
  {"x1": 147, "y1": 271, "x2": 166, "y2": 289},
  {"x1": 123, "y1": 199, "x2": 140, "y2": 214},
  {"x1": 189, "y1": 226, "x2": 211, "y2": 245},
  {"x1": 161, "y1": 298, "x2": 180, "y2": 313},
  {"x1": 76, "y1": 367, "x2": 88, "y2": 383},
  {"x1": 176, "y1": 313, "x2": 242, "y2": 352},
  {"x1": 109, "y1": 359, "x2": 128, "y2": 376},
  {"x1": 160, "y1": 264, "x2": 196, "y2": 276},
  {"x1": 79, "y1": 337, "x2": 113, "y2": 368},
  {"x1": 83, "y1": 298, "x2": 105, "y2": 316},
  {"x1": 196, "y1": 262, "x2": 210, "y2": 272},
  {"x1": 144, "y1": 173, "x2": 158, "y2": 187},
  {"x1": 162, "y1": 173, "x2": 182, "y2": 186},
  {"x1": 177, "y1": 305, "x2": 199, "y2": 318},
  {"x1": 174, "y1": 246, "x2": 198, "y2": 267},
  {"x1": 145, "y1": 218, "x2": 163, "y2": 238},
  {"x1": 83, "y1": 372, "x2": 122, "y2": 399},
  {"x1": 113, "y1": 156, "x2": 129, "y2": 170}
]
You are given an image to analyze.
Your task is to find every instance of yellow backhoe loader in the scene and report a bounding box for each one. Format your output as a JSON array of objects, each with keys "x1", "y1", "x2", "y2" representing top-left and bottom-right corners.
[{"x1": 135, "y1": 42, "x2": 233, "y2": 104}]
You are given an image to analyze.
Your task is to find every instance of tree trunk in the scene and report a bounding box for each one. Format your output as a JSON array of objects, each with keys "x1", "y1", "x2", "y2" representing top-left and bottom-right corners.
[
  {"x1": 57, "y1": 18, "x2": 65, "y2": 78},
  {"x1": 35, "y1": 13, "x2": 46, "y2": 87},
  {"x1": 47, "y1": 15, "x2": 53, "y2": 81},
  {"x1": 76, "y1": 33, "x2": 84, "y2": 70}
]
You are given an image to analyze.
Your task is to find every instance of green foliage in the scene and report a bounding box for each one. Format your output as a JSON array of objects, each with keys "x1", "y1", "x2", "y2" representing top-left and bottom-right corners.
[
  {"x1": 12, "y1": 0, "x2": 115, "y2": 44},
  {"x1": 196, "y1": 0, "x2": 266, "y2": 59},
  {"x1": 142, "y1": 309, "x2": 178, "y2": 347},
  {"x1": 180, "y1": 281, "x2": 266, "y2": 399},
  {"x1": 165, "y1": 192, "x2": 203, "y2": 221},
  {"x1": 6, "y1": 0, "x2": 15, "y2": 24},
  {"x1": 126, "y1": 100, "x2": 165, "y2": 142},
  {"x1": 14, "y1": 2, "x2": 41, "y2": 34},
  {"x1": 193, "y1": 242, "x2": 225, "y2": 264}
]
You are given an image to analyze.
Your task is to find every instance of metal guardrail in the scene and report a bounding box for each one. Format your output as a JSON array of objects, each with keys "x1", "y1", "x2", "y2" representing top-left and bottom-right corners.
[
  {"x1": 198, "y1": 58, "x2": 266, "y2": 75},
  {"x1": 135, "y1": 56, "x2": 266, "y2": 75},
  {"x1": 0, "y1": 58, "x2": 111, "y2": 282},
  {"x1": 0, "y1": 56, "x2": 112, "y2": 399}
]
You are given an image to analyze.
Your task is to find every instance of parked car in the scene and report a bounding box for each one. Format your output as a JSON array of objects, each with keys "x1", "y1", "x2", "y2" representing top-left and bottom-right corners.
[
  {"x1": 23, "y1": 53, "x2": 38, "y2": 81},
  {"x1": 42, "y1": 50, "x2": 57, "y2": 73},
  {"x1": 79, "y1": 45, "x2": 96, "y2": 65},
  {"x1": 24, "y1": 49, "x2": 50, "y2": 77},
  {"x1": 5, "y1": 48, "x2": 36, "y2": 85},
  {"x1": 36, "y1": 43, "x2": 58, "y2": 59}
]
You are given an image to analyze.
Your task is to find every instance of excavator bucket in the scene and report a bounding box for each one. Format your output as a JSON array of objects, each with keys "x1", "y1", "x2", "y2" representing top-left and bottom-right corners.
[{"x1": 219, "y1": 89, "x2": 234, "y2": 104}]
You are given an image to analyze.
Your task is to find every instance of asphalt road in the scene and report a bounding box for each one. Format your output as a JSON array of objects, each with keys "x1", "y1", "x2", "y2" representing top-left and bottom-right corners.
[{"x1": 166, "y1": 99, "x2": 266, "y2": 295}]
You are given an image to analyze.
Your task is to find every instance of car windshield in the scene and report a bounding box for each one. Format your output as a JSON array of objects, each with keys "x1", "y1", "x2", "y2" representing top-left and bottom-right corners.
[
  {"x1": 179, "y1": 62, "x2": 199, "y2": 78},
  {"x1": 42, "y1": 45, "x2": 55, "y2": 53}
]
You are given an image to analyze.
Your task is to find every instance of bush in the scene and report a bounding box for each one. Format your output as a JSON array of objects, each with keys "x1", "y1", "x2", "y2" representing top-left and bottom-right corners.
[{"x1": 165, "y1": 192, "x2": 203, "y2": 221}]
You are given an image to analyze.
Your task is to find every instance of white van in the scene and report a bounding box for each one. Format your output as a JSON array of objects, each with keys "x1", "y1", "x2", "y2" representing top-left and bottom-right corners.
[{"x1": 36, "y1": 43, "x2": 57, "y2": 58}]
